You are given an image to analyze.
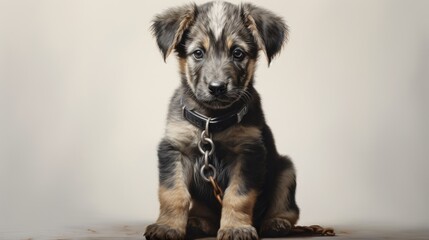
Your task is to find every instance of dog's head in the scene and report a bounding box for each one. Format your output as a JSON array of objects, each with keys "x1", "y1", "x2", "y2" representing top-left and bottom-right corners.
[{"x1": 152, "y1": 1, "x2": 288, "y2": 109}]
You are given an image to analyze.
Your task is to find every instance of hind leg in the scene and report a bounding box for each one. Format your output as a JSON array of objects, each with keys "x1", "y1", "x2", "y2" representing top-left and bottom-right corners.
[
  {"x1": 259, "y1": 156, "x2": 300, "y2": 238},
  {"x1": 186, "y1": 200, "x2": 219, "y2": 239}
]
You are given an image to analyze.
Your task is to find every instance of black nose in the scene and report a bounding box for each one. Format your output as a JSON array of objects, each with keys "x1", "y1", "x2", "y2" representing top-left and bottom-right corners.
[{"x1": 208, "y1": 81, "x2": 227, "y2": 96}]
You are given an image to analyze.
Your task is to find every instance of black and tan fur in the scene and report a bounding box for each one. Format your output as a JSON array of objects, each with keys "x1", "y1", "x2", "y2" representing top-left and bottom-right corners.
[{"x1": 145, "y1": 1, "x2": 299, "y2": 239}]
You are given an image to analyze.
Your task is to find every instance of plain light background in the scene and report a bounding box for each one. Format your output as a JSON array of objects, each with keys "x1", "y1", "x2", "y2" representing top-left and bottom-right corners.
[{"x1": 0, "y1": 0, "x2": 428, "y2": 235}]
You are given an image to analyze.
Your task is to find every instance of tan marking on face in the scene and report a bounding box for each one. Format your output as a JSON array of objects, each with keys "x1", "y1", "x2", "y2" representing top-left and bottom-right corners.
[
  {"x1": 220, "y1": 162, "x2": 258, "y2": 228},
  {"x1": 179, "y1": 58, "x2": 195, "y2": 92},
  {"x1": 244, "y1": 59, "x2": 256, "y2": 88},
  {"x1": 263, "y1": 168, "x2": 299, "y2": 225},
  {"x1": 165, "y1": 119, "x2": 199, "y2": 153},
  {"x1": 226, "y1": 36, "x2": 234, "y2": 50},
  {"x1": 157, "y1": 163, "x2": 191, "y2": 232},
  {"x1": 188, "y1": 33, "x2": 210, "y2": 51},
  {"x1": 179, "y1": 58, "x2": 187, "y2": 74},
  {"x1": 178, "y1": 57, "x2": 195, "y2": 92},
  {"x1": 227, "y1": 35, "x2": 250, "y2": 52},
  {"x1": 202, "y1": 36, "x2": 210, "y2": 51}
]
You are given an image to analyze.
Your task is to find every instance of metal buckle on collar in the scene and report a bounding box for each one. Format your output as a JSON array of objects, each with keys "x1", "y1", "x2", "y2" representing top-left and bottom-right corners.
[{"x1": 237, "y1": 105, "x2": 248, "y2": 123}]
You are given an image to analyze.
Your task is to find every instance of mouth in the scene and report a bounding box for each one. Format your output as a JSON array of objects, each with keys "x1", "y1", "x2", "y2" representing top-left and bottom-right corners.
[
  {"x1": 198, "y1": 95, "x2": 236, "y2": 109},
  {"x1": 193, "y1": 88, "x2": 248, "y2": 109}
]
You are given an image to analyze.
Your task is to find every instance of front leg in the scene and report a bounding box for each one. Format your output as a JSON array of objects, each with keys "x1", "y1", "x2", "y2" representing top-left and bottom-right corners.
[
  {"x1": 217, "y1": 145, "x2": 265, "y2": 240},
  {"x1": 145, "y1": 139, "x2": 192, "y2": 240},
  {"x1": 218, "y1": 182, "x2": 259, "y2": 240}
]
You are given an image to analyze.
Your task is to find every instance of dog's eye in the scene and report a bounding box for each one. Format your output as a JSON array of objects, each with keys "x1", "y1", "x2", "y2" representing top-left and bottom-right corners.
[
  {"x1": 192, "y1": 49, "x2": 205, "y2": 60},
  {"x1": 232, "y1": 48, "x2": 244, "y2": 60},
  {"x1": 232, "y1": 48, "x2": 245, "y2": 61}
]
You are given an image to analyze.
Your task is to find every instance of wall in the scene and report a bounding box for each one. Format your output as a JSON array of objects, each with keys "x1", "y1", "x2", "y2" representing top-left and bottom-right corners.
[{"x1": 0, "y1": 0, "x2": 428, "y2": 232}]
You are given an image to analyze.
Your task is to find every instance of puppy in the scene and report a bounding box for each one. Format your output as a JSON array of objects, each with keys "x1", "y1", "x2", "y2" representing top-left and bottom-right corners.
[{"x1": 145, "y1": 1, "x2": 299, "y2": 239}]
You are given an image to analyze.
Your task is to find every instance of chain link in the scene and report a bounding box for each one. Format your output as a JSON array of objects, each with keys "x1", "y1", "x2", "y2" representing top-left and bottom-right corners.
[
  {"x1": 208, "y1": 176, "x2": 223, "y2": 205},
  {"x1": 200, "y1": 164, "x2": 216, "y2": 182},
  {"x1": 198, "y1": 133, "x2": 215, "y2": 156}
]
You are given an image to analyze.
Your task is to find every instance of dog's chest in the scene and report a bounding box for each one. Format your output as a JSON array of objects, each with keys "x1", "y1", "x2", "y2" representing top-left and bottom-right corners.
[
  {"x1": 165, "y1": 119, "x2": 263, "y2": 201},
  {"x1": 189, "y1": 139, "x2": 235, "y2": 204},
  {"x1": 188, "y1": 127, "x2": 262, "y2": 202}
]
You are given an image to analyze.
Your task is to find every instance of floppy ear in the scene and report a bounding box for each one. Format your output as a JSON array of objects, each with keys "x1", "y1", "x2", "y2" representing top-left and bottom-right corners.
[
  {"x1": 151, "y1": 4, "x2": 197, "y2": 61},
  {"x1": 241, "y1": 3, "x2": 288, "y2": 65}
]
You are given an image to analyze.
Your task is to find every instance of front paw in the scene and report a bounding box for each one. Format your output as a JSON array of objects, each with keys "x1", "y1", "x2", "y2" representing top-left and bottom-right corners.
[
  {"x1": 217, "y1": 226, "x2": 258, "y2": 240},
  {"x1": 144, "y1": 223, "x2": 185, "y2": 240}
]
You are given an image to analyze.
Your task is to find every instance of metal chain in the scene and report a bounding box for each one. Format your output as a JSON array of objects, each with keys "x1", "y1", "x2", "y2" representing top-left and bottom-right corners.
[
  {"x1": 197, "y1": 118, "x2": 224, "y2": 205},
  {"x1": 198, "y1": 118, "x2": 216, "y2": 181}
]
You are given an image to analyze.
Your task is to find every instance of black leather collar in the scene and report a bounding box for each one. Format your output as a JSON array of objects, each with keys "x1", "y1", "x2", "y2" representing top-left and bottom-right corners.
[{"x1": 182, "y1": 102, "x2": 248, "y2": 133}]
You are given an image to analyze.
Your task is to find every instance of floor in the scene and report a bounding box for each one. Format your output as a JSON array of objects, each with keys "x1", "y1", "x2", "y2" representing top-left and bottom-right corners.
[{"x1": 1, "y1": 223, "x2": 429, "y2": 240}]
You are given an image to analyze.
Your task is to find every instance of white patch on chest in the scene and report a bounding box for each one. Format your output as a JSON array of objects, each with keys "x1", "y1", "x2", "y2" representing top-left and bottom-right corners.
[{"x1": 208, "y1": 1, "x2": 227, "y2": 40}]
